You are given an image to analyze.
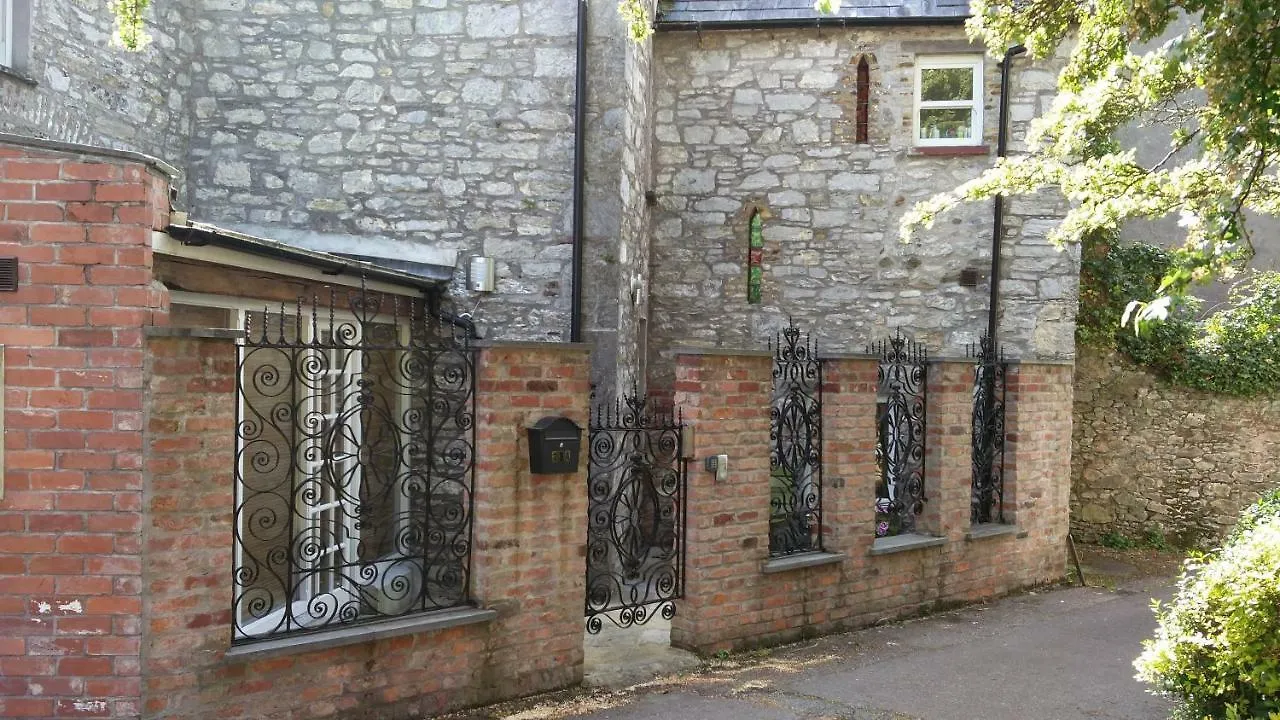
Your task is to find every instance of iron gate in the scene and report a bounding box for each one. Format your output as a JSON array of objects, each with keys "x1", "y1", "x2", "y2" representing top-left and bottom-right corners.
[{"x1": 584, "y1": 394, "x2": 686, "y2": 633}]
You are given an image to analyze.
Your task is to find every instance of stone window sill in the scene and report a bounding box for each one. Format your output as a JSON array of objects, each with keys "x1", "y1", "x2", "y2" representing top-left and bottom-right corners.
[
  {"x1": 0, "y1": 65, "x2": 38, "y2": 87},
  {"x1": 965, "y1": 524, "x2": 1023, "y2": 542},
  {"x1": 910, "y1": 145, "x2": 991, "y2": 157},
  {"x1": 761, "y1": 551, "x2": 845, "y2": 574},
  {"x1": 145, "y1": 326, "x2": 246, "y2": 340},
  {"x1": 870, "y1": 533, "x2": 946, "y2": 556},
  {"x1": 223, "y1": 606, "x2": 497, "y2": 662}
]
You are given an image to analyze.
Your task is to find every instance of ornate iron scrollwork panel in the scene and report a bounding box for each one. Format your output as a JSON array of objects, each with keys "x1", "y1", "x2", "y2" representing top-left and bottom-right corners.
[
  {"x1": 769, "y1": 320, "x2": 824, "y2": 556},
  {"x1": 585, "y1": 395, "x2": 686, "y2": 634},
  {"x1": 870, "y1": 332, "x2": 928, "y2": 538},
  {"x1": 970, "y1": 335, "x2": 1007, "y2": 524},
  {"x1": 232, "y1": 290, "x2": 475, "y2": 644}
]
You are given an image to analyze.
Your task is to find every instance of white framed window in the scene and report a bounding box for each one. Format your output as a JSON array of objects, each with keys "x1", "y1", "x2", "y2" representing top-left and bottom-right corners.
[
  {"x1": 0, "y1": 0, "x2": 14, "y2": 68},
  {"x1": 913, "y1": 55, "x2": 984, "y2": 147}
]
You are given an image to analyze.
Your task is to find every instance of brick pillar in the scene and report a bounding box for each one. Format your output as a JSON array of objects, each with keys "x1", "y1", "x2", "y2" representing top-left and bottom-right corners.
[
  {"x1": 669, "y1": 351, "x2": 773, "y2": 654},
  {"x1": 820, "y1": 357, "x2": 880, "y2": 556},
  {"x1": 0, "y1": 142, "x2": 169, "y2": 719},
  {"x1": 922, "y1": 361, "x2": 976, "y2": 540},
  {"x1": 1005, "y1": 362, "x2": 1073, "y2": 579},
  {"x1": 470, "y1": 342, "x2": 591, "y2": 698}
]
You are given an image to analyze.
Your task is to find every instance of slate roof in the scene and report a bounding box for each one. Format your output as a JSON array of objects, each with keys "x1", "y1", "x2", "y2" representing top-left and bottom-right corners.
[{"x1": 656, "y1": 0, "x2": 970, "y2": 26}]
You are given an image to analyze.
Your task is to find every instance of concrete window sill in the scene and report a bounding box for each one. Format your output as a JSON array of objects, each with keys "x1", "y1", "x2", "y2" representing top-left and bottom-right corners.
[
  {"x1": 870, "y1": 533, "x2": 946, "y2": 556},
  {"x1": 0, "y1": 65, "x2": 38, "y2": 87},
  {"x1": 965, "y1": 524, "x2": 1023, "y2": 542},
  {"x1": 223, "y1": 606, "x2": 497, "y2": 662},
  {"x1": 909, "y1": 145, "x2": 991, "y2": 157},
  {"x1": 145, "y1": 326, "x2": 246, "y2": 340},
  {"x1": 761, "y1": 551, "x2": 845, "y2": 574}
]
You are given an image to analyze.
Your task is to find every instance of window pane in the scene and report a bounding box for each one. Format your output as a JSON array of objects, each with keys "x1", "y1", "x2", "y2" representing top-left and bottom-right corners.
[
  {"x1": 919, "y1": 108, "x2": 974, "y2": 140},
  {"x1": 920, "y1": 67, "x2": 974, "y2": 102}
]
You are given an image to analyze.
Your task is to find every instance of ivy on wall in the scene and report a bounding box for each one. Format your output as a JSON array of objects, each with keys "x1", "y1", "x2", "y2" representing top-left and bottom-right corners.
[{"x1": 1078, "y1": 232, "x2": 1280, "y2": 397}]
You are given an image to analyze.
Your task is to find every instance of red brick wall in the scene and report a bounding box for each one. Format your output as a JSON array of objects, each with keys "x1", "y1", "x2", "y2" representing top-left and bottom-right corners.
[
  {"x1": 141, "y1": 340, "x2": 590, "y2": 719},
  {"x1": 0, "y1": 143, "x2": 169, "y2": 719},
  {"x1": 670, "y1": 352, "x2": 1071, "y2": 654}
]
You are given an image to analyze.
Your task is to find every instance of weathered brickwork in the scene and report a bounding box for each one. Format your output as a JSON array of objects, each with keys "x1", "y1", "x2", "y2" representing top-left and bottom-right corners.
[
  {"x1": 0, "y1": 142, "x2": 170, "y2": 719},
  {"x1": 140, "y1": 339, "x2": 590, "y2": 719},
  {"x1": 0, "y1": 0, "x2": 194, "y2": 172},
  {"x1": 1071, "y1": 348, "x2": 1280, "y2": 547},
  {"x1": 670, "y1": 352, "x2": 1070, "y2": 654},
  {"x1": 647, "y1": 28, "x2": 1078, "y2": 388}
]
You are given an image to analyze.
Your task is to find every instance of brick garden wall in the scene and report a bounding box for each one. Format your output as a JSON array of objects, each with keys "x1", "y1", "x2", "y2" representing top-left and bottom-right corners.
[
  {"x1": 141, "y1": 339, "x2": 590, "y2": 720},
  {"x1": 670, "y1": 351, "x2": 1072, "y2": 654},
  {"x1": 0, "y1": 141, "x2": 170, "y2": 719}
]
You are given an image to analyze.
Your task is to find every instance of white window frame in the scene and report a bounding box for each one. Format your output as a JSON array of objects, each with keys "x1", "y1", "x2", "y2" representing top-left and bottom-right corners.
[
  {"x1": 913, "y1": 55, "x2": 985, "y2": 147},
  {"x1": 170, "y1": 293, "x2": 416, "y2": 640},
  {"x1": 0, "y1": 0, "x2": 13, "y2": 68}
]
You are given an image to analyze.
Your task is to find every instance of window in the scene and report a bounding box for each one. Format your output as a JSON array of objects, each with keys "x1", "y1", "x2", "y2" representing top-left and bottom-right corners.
[
  {"x1": 0, "y1": 0, "x2": 13, "y2": 68},
  {"x1": 174, "y1": 290, "x2": 476, "y2": 644},
  {"x1": 913, "y1": 56, "x2": 984, "y2": 146},
  {"x1": 855, "y1": 55, "x2": 870, "y2": 144},
  {"x1": 0, "y1": 0, "x2": 31, "y2": 71}
]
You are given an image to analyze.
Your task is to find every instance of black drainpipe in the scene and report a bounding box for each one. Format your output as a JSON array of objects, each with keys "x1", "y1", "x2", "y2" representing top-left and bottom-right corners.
[
  {"x1": 570, "y1": 0, "x2": 588, "y2": 343},
  {"x1": 987, "y1": 44, "x2": 1027, "y2": 342}
]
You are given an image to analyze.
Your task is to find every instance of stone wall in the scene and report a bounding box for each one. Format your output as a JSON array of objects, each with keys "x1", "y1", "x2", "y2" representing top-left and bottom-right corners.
[
  {"x1": 1071, "y1": 347, "x2": 1280, "y2": 547},
  {"x1": 669, "y1": 351, "x2": 1072, "y2": 653},
  {"x1": 182, "y1": 0, "x2": 612, "y2": 346},
  {"x1": 0, "y1": 0, "x2": 194, "y2": 172},
  {"x1": 647, "y1": 27, "x2": 1077, "y2": 388}
]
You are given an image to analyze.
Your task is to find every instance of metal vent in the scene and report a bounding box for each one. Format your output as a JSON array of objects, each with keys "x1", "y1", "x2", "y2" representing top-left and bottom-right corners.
[
  {"x1": 958, "y1": 268, "x2": 981, "y2": 288},
  {"x1": 0, "y1": 257, "x2": 17, "y2": 292}
]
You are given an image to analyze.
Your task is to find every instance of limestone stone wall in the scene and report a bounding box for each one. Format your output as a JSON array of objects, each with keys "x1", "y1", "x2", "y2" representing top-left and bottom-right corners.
[
  {"x1": 0, "y1": 0, "x2": 194, "y2": 170},
  {"x1": 647, "y1": 27, "x2": 1077, "y2": 387},
  {"x1": 183, "y1": 0, "x2": 607, "y2": 345},
  {"x1": 1071, "y1": 347, "x2": 1280, "y2": 546}
]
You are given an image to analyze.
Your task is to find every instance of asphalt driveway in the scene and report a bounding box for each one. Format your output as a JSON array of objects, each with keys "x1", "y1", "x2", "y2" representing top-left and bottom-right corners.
[{"x1": 450, "y1": 569, "x2": 1177, "y2": 720}]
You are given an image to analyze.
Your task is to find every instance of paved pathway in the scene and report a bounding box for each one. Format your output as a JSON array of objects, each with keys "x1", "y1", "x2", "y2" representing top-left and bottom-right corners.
[{"x1": 450, "y1": 571, "x2": 1177, "y2": 720}]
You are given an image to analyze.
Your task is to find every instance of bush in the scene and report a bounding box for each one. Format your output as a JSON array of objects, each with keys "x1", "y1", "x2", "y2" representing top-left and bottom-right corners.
[
  {"x1": 1134, "y1": 515, "x2": 1280, "y2": 719},
  {"x1": 1229, "y1": 488, "x2": 1280, "y2": 545},
  {"x1": 1077, "y1": 234, "x2": 1280, "y2": 397}
]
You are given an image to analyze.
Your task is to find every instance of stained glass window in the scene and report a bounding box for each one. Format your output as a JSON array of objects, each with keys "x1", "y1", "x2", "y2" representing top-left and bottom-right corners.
[{"x1": 747, "y1": 210, "x2": 763, "y2": 304}]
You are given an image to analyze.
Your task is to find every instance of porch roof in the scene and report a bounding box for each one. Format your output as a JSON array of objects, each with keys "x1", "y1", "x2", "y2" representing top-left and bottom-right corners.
[{"x1": 655, "y1": 0, "x2": 969, "y2": 29}]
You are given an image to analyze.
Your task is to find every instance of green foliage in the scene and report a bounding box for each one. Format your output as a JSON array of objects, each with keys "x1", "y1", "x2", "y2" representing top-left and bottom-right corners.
[
  {"x1": 1078, "y1": 234, "x2": 1280, "y2": 397},
  {"x1": 1134, "y1": 516, "x2": 1280, "y2": 719},
  {"x1": 1228, "y1": 487, "x2": 1280, "y2": 545},
  {"x1": 111, "y1": 0, "x2": 151, "y2": 51},
  {"x1": 901, "y1": 0, "x2": 1280, "y2": 326},
  {"x1": 1143, "y1": 526, "x2": 1173, "y2": 552},
  {"x1": 1100, "y1": 530, "x2": 1136, "y2": 550},
  {"x1": 617, "y1": 0, "x2": 653, "y2": 42}
]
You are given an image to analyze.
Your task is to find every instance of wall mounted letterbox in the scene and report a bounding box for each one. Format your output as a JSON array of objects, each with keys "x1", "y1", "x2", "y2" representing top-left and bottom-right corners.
[{"x1": 527, "y1": 416, "x2": 582, "y2": 474}]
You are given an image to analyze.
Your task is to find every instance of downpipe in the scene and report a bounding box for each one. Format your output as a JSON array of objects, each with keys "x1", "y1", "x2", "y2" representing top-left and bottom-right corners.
[
  {"x1": 987, "y1": 44, "x2": 1026, "y2": 343},
  {"x1": 570, "y1": 0, "x2": 588, "y2": 343}
]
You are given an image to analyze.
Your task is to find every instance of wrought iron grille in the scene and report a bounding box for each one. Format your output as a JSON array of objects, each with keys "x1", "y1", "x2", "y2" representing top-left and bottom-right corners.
[
  {"x1": 769, "y1": 320, "x2": 823, "y2": 556},
  {"x1": 970, "y1": 335, "x2": 1007, "y2": 524},
  {"x1": 870, "y1": 332, "x2": 928, "y2": 538},
  {"x1": 232, "y1": 290, "x2": 475, "y2": 644},
  {"x1": 585, "y1": 394, "x2": 686, "y2": 634}
]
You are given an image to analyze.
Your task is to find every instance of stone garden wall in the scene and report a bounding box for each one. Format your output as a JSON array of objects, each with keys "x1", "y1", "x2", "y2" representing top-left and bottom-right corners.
[
  {"x1": 647, "y1": 27, "x2": 1077, "y2": 389},
  {"x1": 1071, "y1": 347, "x2": 1280, "y2": 546}
]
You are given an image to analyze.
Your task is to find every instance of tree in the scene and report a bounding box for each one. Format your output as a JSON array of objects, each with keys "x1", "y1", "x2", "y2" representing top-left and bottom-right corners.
[{"x1": 900, "y1": 0, "x2": 1280, "y2": 328}]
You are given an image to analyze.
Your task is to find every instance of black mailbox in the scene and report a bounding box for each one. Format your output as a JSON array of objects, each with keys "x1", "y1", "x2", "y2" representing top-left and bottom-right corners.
[{"x1": 527, "y1": 416, "x2": 582, "y2": 475}]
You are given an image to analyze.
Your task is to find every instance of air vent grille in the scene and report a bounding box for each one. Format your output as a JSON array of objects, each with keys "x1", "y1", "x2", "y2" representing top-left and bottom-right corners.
[{"x1": 0, "y1": 257, "x2": 18, "y2": 292}]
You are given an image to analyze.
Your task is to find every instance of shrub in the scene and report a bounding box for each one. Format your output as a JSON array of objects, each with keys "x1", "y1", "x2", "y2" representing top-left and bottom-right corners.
[
  {"x1": 1077, "y1": 234, "x2": 1280, "y2": 397},
  {"x1": 1134, "y1": 516, "x2": 1280, "y2": 719},
  {"x1": 1229, "y1": 487, "x2": 1280, "y2": 545},
  {"x1": 1100, "y1": 530, "x2": 1137, "y2": 550}
]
